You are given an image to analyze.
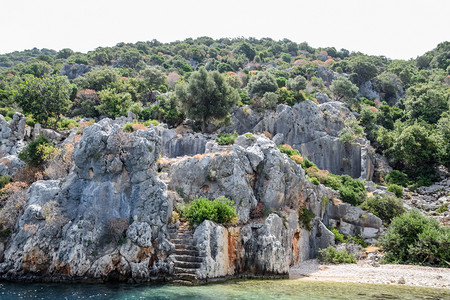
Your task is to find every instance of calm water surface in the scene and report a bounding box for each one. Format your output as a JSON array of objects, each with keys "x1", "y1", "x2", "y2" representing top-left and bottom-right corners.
[{"x1": 1, "y1": 279, "x2": 449, "y2": 300}]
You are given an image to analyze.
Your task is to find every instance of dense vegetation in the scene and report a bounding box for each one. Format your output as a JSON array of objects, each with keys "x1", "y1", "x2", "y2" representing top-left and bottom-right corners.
[
  {"x1": 379, "y1": 210, "x2": 450, "y2": 267},
  {"x1": 181, "y1": 196, "x2": 238, "y2": 226},
  {"x1": 1, "y1": 38, "x2": 449, "y2": 186}
]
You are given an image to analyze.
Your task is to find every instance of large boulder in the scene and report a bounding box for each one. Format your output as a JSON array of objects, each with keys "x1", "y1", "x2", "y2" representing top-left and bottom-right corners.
[
  {"x1": 0, "y1": 113, "x2": 27, "y2": 157},
  {"x1": 252, "y1": 101, "x2": 374, "y2": 180},
  {"x1": 0, "y1": 119, "x2": 172, "y2": 281}
]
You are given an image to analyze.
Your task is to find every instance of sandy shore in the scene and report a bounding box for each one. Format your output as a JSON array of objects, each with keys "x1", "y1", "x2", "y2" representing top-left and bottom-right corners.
[{"x1": 289, "y1": 259, "x2": 450, "y2": 289}]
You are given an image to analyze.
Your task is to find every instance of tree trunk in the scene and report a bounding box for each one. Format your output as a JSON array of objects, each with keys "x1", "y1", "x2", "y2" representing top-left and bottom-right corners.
[{"x1": 201, "y1": 118, "x2": 207, "y2": 133}]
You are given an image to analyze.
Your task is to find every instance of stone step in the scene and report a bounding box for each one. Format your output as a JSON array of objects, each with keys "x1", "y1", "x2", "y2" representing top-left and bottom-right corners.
[
  {"x1": 174, "y1": 260, "x2": 202, "y2": 269},
  {"x1": 172, "y1": 238, "x2": 195, "y2": 244},
  {"x1": 174, "y1": 267, "x2": 199, "y2": 274},
  {"x1": 175, "y1": 249, "x2": 199, "y2": 256},
  {"x1": 174, "y1": 273, "x2": 198, "y2": 281},
  {"x1": 172, "y1": 279, "x2": 196, "y2": 286},
  {"x1": 173, "y1": 255, "x2": 203, "y2": 263},
  {"x1": 169, "y1": 233, "x2": 193, "y2": 239},
  {"x1": 174, "y1": 244, "x2": 197, "y2": 251}
]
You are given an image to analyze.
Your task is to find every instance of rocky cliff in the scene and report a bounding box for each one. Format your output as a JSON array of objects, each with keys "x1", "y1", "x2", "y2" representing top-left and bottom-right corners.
[{"x1": 0, "y1": 116, "x2": 383, "y2": 283}]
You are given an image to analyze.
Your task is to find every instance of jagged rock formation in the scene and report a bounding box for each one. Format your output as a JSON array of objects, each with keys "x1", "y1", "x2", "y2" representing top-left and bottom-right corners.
[
  {"x1": 0, "y1": 119, "x2": 173, "y2": 281},
  {"x1": 404, "y1": 177, "x2": 450, "y2": 225},
  {"x1": 0, "y1": 113, "x2": 27, "y2": 157},
  {"x1": 0, "y1": 119, "x2": 383, "y2": 283},
  {"x1": 226, "y1": 101, "x2": 374, "y2": 180},
  {"x1": 58, "y1": 63, "x2": 92, "y2": 80}
]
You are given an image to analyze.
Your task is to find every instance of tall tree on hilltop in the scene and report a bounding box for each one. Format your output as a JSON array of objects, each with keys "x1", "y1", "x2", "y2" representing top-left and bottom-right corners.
[{"x1": 176, "y1": 67, "x2": 239, "y2": 133}]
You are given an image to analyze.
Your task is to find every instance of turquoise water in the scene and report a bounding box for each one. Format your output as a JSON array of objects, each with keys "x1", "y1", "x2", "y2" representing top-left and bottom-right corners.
[{"x1": 1, "y1": 280, "x2": 449, "y2": 300}]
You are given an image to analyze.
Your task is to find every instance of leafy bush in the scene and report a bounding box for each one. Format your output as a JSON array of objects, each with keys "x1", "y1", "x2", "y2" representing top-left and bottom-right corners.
[
  {"x1": 278, "y1": 144, "x2": 300, "y2": 157},
  {"x1": 18, "y1": 135, "x2": 53, "y2": 166},
  {"x1": 328, "y1": 227, "x2": 368, "y2": 247},
  {"x1": 0, "y1": 175, "x2": 11, "y2": 189},
  {"x1": 360, "y1": 194, "x2": 405, "y2": 225},
  {"x1": 329, "y1": 175, "x2": 366, "y2": 206},
  {"x1": 318, "y1": 246, "x2": 356, "y2": 264},
  {"x1": 385, "y1": 170, "x2": 409, "y2": 187},
  {"x1": 298, "y1": 206, "x2": 315, "y2": 230},
  {"x1": 144, "y1": 119, "x2": 159, "y2": 127},
  {"x1": 183, "y1": 196, "x2": 238, "y2": 226},
  {"x1": 122, "y1": 123, "x2": 134, "y2": 132},
  {"x1": 379, "y1": 210, "x2": 450, "y2": 267},
  {"x1": 244, "y1": 133, "x2": 255, "y2": 141},
  {"x1": 216, "y1": 132, "x2": 238, "y2": 145},
  {"x1": 387, "y1": 184, "x2": 404, "y2": 198},
  {"x1": 57, "y1": 118, "x2": 78, "y2": 130}
]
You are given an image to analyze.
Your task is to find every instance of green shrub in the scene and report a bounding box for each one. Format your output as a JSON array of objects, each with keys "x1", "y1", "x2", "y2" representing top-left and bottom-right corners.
[
  {"x1": 144, "y1": 119, "x2": 159, "y2": 127},
  {"x1": 436, "y1": 203, "x2": 449, "y2": 213},
  {"x1": 216, "y1": 132, "x2": 238, "y2": 145},
  {"x1": 301, "y1": 157, "x2": 316, "y2": 170},
  {"x1": 335, "y1": 175, "x2": 366, "y2": 206},
  {"x1": 183, "y1": 196, "x2": 238, "y2": 226},
  {"x1": 379, "y1": 210, "x2": 450, "y2": 267},
  {"x1": 360, "y1": 194, "x2": 405, "y2": 225},
  {"x1": 310, "y1": 177, "x2": 320, "y2": 185},
  {"x1": 385, "y1": 170, "x2": 409, "y2": 187},
  {"x1": 122, "y1": 123, "x2": 134, "y2": 132},
  {"x1": 18, "y1": 135, "x2": 52, "y2": 166},
  {"x1": 57, "y1": 118, "x2": 78, "y2": 130},
  {"x1": 278, "y1": 144, "x2": 300, "y2": 157},
  {"x1": 26, "y1": 116, "x2": 36, "y2": 127},
  {"x1": 244, "y1": 133, "x2": 255, "y2": 141},
  {"x1": 139, "y1": 108, "x2": 153, "y2": 121},
  {"x1": 387, "y1": 184, "x2": 404, "y2": 198},
  {"x1": 0, "y1": 175, "x2": 11, "y2": 189},
  {"x1": 318, "y1": 246, "x2": 356, "y2": 264},
  {"x1": 329, "y1": 227, "x2": 346, "y2": 243},
  {"x1": 329, "y1": 227, "x2": 368, "y2": 247},
  {"x1": 298, "y1": 206, "x2": 315, "y2": 231}
]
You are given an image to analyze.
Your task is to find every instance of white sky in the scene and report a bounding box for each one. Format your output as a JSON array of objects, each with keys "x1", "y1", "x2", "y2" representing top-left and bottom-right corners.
[{"x1": 1, "y1": 0, "x2": 449, "y2": 59}]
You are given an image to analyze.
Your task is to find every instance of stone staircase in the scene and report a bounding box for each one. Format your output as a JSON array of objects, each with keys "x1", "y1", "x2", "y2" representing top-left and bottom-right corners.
[{"x1": 168, "y1": 222, "x2": 204, "y2": 284}]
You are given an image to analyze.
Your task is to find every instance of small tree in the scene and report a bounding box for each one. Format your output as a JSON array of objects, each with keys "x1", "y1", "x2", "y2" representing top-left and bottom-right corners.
[
  {"x1": 96, "y1": 88, "x2": 133, "y2": 118},
  {"x1": 176, "y1": 67, "x2": 239, "y2": 133},
  {"x1": 16, "y1": 75, "x2": 72, "y2": 127},
  {"x1": 286, "y1": 75, "x2": 307, "y2": 92},
  {"x1": 247, "y1": 71, "x2": 278, "y2": 97},
  {"x1": 330, "y1": 77, "x2": 358, "y2": 103}
]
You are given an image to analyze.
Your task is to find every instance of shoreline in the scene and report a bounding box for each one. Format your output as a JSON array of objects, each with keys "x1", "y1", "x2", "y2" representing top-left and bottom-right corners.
[{"x1": 289, "y1": 259, "x2": 450, "y2": 289}]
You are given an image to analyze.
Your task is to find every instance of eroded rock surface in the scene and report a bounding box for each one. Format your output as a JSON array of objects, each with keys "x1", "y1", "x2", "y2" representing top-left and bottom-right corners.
[{"x1": 0, "y1": 119, "x2": 172, "y2": 281}]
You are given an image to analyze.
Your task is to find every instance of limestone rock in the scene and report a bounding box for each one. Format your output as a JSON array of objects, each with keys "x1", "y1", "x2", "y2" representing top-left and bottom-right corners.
[
  {"x1": 58, "y1": 63, "x2": 92, "y2": 80},
  {"x1": 0, "y1": 155, "x2": 25, "y2": 176}
]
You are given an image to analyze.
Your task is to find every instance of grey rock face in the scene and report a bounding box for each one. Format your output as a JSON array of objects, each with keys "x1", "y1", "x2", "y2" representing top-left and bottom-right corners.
[
  {"x1": 0, "y1": 155, "x2": 25, "y2": 176},
  {"x1": 59, "y1": 63, "x2": 92, "y2": 80},
  {"x1": 167, "y1": 135, "x2": 309, "y2": 223},
  {"x1": 358, "y1": 81, "x2": 381, "y2": 100},
  {"x1": 0, "y1": 119, "x2": 172, "y2": 281},
  {"x1": 324, "y1": 201, "x2": 383, "y2": 243},
  {"x1": 0, "y1": 113, "x2": 27, "y2": 157},
  {"x1": 252, "y1": 101, "x2": 374, "y2": 180},
  {"x1": 160, "y1": 129, "x2": 210, "y2": 158}
]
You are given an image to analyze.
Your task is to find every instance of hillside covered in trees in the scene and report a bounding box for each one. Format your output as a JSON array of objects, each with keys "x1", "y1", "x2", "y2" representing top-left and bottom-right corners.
[
  {"x1": 1, "y1": 37, "x2": 449, "y2": 186},
  {"x1": 0, "y1": 38, "x2": 450, "y2": 283}
]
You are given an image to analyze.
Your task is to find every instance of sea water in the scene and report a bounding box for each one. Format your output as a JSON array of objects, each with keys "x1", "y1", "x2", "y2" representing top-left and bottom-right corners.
[{"x1": 1, "y1": 279, "x2": 449, "y2": 300}]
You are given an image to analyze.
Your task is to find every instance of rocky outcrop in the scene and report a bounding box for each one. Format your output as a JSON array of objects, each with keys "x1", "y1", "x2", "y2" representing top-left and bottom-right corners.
[
  {"x1": 160, "y1": 129, "x2": 210, "y2": 158},
  {"x1": 0, "y1": 113, "x2": 27, "y2": 157},
  {"x1": 58, "y1": 63, "x2": 92, "y2": 80},
  {"x1": 0, "y1": 119, "x2": 173, "y2": 281},
  {"x1": 0, "y1": 155, "x2": 25, "y2": 177},
  {"x1": 324, "y1": 201, "x2": 383, "y2": 244},
  {"x1": 1, "y1": 120, "x2": 383, "y2": 283},
  {"x1": 252, "y1": 101, "x2": 374, "y2": 180},
  {"x1": 404, "y1": 176, "x2": 450, "y2": 225}
]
